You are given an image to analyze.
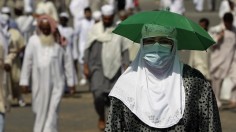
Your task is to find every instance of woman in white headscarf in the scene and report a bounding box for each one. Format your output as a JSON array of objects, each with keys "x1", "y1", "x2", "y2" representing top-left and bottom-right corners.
[{"x1": 105, "y1": 24, "x2": 221, "y2": 131}]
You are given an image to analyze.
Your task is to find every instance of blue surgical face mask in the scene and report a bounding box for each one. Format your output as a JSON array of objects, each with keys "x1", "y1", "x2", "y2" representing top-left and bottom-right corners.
[{"x1": 142, "y1": 42, "x2": 172, "y2": 68}]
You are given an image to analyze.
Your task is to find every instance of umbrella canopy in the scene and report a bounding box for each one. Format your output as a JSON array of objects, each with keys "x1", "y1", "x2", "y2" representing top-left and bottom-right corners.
[{"x1": 113, "y1": 10, "x2": 215, "y2": 50}]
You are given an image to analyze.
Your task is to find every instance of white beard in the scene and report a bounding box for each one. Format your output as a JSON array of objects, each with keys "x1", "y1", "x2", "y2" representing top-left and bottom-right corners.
[{"x1": 39, "y1": 34, "x2": 55, "y2": 46}]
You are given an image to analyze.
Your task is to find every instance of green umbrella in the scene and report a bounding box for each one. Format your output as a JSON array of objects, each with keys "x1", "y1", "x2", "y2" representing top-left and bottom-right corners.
[{"x1": 113, "y1": 10, "x2": 215, "y2": 50}]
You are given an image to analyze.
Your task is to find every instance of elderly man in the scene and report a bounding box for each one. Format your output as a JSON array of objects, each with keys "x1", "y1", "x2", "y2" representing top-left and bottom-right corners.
[
  {"x1": 20, "y1": 15, "x2": 75, "y2": 132},
  {"x1": 83, "y1": 5, "x2": 130, "y2": 130}
]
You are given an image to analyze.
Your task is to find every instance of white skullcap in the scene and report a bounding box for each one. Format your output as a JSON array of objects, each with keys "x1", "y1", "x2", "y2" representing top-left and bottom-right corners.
[
  {"x1": 0, "y1": 13, "x2": 9, "y2": 25},
  {"x1": 1, "y1": 7, "x2": 11, "y2": 14},
  {"x1": 101, "y1": 5, "x2": 114, "y2": 16},
  {"x1": 93, "y1": 11, "x2": 102, "y2": 20},
  {"x1": 59, "y1": 12, "x2": 69, "y2": 18}
]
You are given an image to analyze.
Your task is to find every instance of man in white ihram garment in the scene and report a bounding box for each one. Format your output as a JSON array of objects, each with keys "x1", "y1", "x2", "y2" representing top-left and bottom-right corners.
[
  {"x1": 20, "y1": 15, "x2": 75, "y2": 132},
  {"x1": 74, "y1": 7, "x2": 94, "y2": 85},
  {"x1": 58, "y1": 12, "x2": 78, "y2": 88},
  {"x1": 83, "y1": 5, "x2": 130, "y2": 130}
]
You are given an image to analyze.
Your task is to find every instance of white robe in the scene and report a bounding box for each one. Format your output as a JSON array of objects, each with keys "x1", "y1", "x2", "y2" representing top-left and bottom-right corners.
[
  {"x1": 20, "y1": 35, "x2": 75, "y2": 132},
  {"x1": 170, "y1": 0, "x2": 185, "y2": 15},
  {"x1": 219, "y1": 0, "x2": 231, "y2": 18},
  {"x1": 69, "y1": 0, "x2": 89, "y2": 28},
  {"x1": 15, "y1": 15, "x2": 34, "y2": 43},
  {"x1": 194, "y1": 0, "x2": 204, "y2": 12},
  {"x1": 58, "y1": 25, "x2": 78, "y2": 85},
  {"x1": 75, "y1": 19, "x2": 94, "y2": 63}
]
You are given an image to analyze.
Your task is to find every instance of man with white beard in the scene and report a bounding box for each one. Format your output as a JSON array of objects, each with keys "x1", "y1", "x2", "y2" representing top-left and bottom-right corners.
[{"x1": 20, "y1": 15, "x2": 75, "y2": 132}]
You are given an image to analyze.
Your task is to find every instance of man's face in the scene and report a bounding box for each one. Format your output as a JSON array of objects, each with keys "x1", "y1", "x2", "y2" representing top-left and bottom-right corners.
[
  {"x1": 39, "y1": 20, "x2": 51, "y2": 36},
  {"x1": 59, "y1": 17, "x2": 68, "y2": 27},
  {"x1": 199, "y1": 22, "x2": 208, "y2": 31},
  {"x1": 85, "y1": 11, "x2": 92, "y2": 20},
  {"x1": 224, "y1": 21, "x2": 233, "y2": 30},
  {"x1": 102, "y1": 15, "x2": 114, "y2": 27}
]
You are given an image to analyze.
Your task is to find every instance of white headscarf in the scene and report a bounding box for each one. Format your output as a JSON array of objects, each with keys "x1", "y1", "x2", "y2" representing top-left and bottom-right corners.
[{"x1": 109, "y1": 24, "x2": 185, "y2": 128}]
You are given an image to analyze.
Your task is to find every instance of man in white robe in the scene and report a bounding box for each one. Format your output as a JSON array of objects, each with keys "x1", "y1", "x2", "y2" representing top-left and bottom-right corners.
[
  {"x1": 58, "y1": 12, "x2": 78, "y2": 89},
  {"x1": 83, "y1": 5, "x2": 130, "y2": 130},
  {"x1": 210, "y1": 13, "x2": 236, "y2": 107},
  {"x1": 20, "y1": 16, "x2": 75, "y2": 132},
  {"x1": 15, "y1": 7, "x2": 34, "y2": 44},
  {"x1": 74, "y1": 7, "x2": 94, "y2": 86}
]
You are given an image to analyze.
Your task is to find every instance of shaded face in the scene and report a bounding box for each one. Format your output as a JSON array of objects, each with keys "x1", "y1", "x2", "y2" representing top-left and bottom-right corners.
[
  {"x1": 59, "y1": 17, "x2": 68, "y2": 26},
  {"x1": 119, "y1": 15, "x2": 128, "y2": 21},
  {"x1": 102, "y1": 15, "x2": 114, "y2": 27},
  {"x1": 85, "y1": 11, "x2": 92, "y2": 20},
  {"x1": 143, "y1": 36, "x2": 174, "y2": 51},
  {"x1": 224, "y1": 21, "x2": 233, "y2": 30},
  {"x1": 199, "y1": 22, "x2": 208, "y2": 31},
  {"x1": 39, "y1": 20, "x2": 51, "y2": 36}
]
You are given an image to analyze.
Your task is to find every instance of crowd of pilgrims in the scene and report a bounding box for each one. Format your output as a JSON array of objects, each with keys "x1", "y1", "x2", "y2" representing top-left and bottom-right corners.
[{"x1": 0, "y1": 0, "x2": 236, "y2": 131}]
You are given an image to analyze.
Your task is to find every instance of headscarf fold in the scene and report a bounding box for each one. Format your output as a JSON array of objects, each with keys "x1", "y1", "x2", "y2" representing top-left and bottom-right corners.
[
  {"x1": 37, "y1": 14, "x2": 67, "y2": 46},
  {"x1": 109, "y1": 24, "x2": 185, "y2": 128}
]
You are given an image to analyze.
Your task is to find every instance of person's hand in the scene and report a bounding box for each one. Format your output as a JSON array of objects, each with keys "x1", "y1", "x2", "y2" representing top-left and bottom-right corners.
[
  {"x1": 216, "y1": 30, "x2": 224, "y2": 42},
  {"x1": 69, "y1": 86, "x2": 76, "y2": 95},
  {"x1": 83, "y1": 63, "x2": 90, "y2": 79},
  {"x1": 21, "y1": 86, "x2": 29, "y2": 93},
  {"x1": 4, "y1": 64, "x2": 11, "y2": 72}
]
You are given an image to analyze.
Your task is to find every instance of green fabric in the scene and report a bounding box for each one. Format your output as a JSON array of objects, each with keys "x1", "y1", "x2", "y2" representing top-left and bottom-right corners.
[
  {"x1": 142, "y1": 24, "x2": 177, "y2": 38},
  {"x1": 113, "y1": 11, "x2": 215, "y2": 50}
]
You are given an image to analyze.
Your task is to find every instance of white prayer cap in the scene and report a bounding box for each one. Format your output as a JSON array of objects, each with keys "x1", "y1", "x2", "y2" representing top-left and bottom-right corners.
[
  {"x1": 1, "y1": 7, "x2": 11, "y2": 14},
  {"x1": 0, "y1": 13, "x2": 9, "y2": 25},
  {"x1": 59, "y1": 12, "x2": 69, "y2": 18},
  {"x1": 92, "y1": 11, "x2": 102, "y2": 20},
  {"x1": 101, "y1": 5, "x2": 114, "y2": 16}
]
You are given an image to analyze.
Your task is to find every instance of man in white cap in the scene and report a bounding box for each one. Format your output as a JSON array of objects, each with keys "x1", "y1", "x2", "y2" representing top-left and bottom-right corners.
[
  {"x1": 92, "y1": 11, "x2": 102, "y2": 23},
  {"x1": 58, "y1": 12, "x2": 78, "y2": 91},
  {"x1": 83, "y1": 4, "x2": 130, "y2": 130}
]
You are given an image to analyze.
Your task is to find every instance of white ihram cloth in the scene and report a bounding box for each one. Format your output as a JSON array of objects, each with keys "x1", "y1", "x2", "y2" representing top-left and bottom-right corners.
[
  {"x1": 69, "y1": 0, "x2": 89, "y2": 28},
  {"x1": 170, "y1": 0, "x2": 185, "y2": 15},
  {"x1": 75, "y1": 19, "x2": 94, "y2": 63},
  {"x1": 20, "y1": 35, "x2": 75, "y2": 132},
  {"x1": 86, "y1": 21, "x2": 129, "y2": 79},
  {"x1": 109, "y1": 25, "x2": 185, "y2": 128}
]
